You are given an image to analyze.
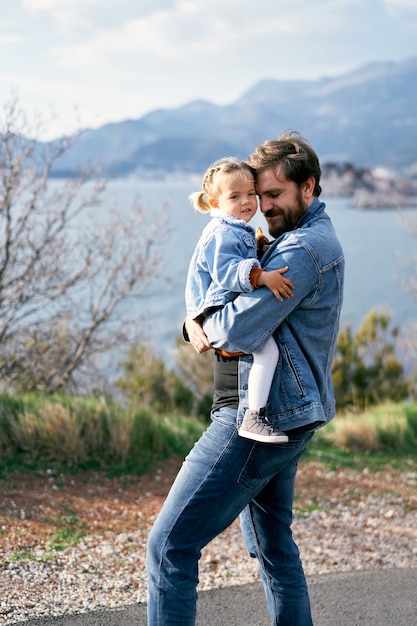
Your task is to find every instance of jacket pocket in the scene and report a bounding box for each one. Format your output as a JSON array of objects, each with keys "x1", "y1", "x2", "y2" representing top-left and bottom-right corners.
[{"x1": 280, "y1": 342, "x2": 306, "y2": 399}]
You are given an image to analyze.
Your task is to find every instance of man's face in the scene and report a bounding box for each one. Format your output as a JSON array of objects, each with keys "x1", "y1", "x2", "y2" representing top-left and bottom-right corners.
[{"x1": 256, "y1": 167, "x2": 313, "y2": 239}]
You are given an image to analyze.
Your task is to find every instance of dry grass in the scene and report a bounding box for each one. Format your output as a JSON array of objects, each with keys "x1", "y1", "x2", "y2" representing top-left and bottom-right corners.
[
  {"x1": 317, "y1": 402, "x2": 417, "y2": 453},
  {"x1": 0, "y1": 393, "x2": 204, "y2": 469}
]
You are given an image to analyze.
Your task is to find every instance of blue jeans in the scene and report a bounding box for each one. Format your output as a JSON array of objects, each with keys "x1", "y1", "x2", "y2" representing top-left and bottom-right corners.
[{"x1": 146, "y1": 407, "x2": 314, "y2": 625}]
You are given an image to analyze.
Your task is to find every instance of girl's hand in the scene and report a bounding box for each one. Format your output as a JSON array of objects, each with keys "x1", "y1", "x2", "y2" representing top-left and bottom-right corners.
[{"x1": 257, "y1": 267, "x2": 294, "y2": 301}]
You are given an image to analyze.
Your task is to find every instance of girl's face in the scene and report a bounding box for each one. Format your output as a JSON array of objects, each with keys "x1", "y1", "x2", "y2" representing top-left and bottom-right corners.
[{"x1": 211, "y1": 174, "x2": 258, "y2": 223}]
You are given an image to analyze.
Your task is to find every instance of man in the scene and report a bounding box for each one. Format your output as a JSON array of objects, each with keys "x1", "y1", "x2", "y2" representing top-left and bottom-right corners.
[{"x1": 146, "y1": 132, "x2": 345, "y2": 625}]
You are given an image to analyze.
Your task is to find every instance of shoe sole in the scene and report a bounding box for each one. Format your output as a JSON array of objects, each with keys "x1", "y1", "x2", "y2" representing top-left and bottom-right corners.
[{"x1": 238, "y1": 430, "x2": 289, "y2": 444}]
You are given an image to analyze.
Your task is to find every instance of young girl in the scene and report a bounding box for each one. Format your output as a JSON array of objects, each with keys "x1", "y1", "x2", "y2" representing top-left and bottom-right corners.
[{"x1": 185, "y1": 157, "x2": 294, "y2": 443}]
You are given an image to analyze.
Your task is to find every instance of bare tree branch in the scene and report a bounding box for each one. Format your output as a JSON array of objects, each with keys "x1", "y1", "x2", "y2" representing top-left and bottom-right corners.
[{"x1": 0, "y1": 95, "x2": 167, "y2": 392}]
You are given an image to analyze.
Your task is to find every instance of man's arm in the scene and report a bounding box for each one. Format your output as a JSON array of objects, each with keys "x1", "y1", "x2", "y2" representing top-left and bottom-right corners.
[{"x1": 203, "y1": 244, "x2": 318, "y2": 354}]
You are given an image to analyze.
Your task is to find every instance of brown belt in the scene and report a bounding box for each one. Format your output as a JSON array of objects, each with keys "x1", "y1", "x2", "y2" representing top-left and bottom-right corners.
[{"x1": 215, "y1": 348, "x2": 245, "y2": 358}]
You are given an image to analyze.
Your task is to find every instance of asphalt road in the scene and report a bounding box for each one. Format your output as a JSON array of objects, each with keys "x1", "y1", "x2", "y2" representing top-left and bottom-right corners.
[{"x1": 13, "y1": 568, "x2": 417, "y2": 626}]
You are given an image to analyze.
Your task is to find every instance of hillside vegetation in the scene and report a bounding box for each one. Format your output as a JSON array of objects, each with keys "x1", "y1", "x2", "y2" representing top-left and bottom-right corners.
[{"x1": 1, "y1": 391, "x2": 416, "y2": 475}]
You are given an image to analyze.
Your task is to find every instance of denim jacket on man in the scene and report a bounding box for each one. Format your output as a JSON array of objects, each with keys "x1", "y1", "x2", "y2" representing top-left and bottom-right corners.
[
  {"x1": 185, "y1": 209, "x2": 261, "y2": 319},
  {"x1": 203, "y1": 198, "x2": 345, "y2": 431}
]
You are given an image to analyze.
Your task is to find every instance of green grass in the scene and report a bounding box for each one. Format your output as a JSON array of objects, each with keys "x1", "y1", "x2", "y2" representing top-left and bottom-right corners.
[
  {"x1": 0, "y1": 391, "x2": 205, "y2": 475},
  {"x1": 293, "y1": 499, "x2": 331, "y2": 519},
  {"x1": 301, "y1": 402, "x2": 417, "y2": 471},
  {"x1": 10, "y1": 551, "x2": 37, "y2": 562},
  {"x1": 1, "y1": 392, "x2": 416, "y2": 475},
  {"x1": 48, "y1": 524, "x2": 87, "y2": 552},
  {"x1": 8, "y1": 512, "x2": 89, "y2": 562}
]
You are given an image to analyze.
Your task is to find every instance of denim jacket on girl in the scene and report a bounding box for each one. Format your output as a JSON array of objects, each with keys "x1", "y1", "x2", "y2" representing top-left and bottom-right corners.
[
  {"x1": 203, "y1": 198, "x2": 345, "y2": 431},
  {"x1": 185, "y1": 209, "x2": 261, "y2": 319}
]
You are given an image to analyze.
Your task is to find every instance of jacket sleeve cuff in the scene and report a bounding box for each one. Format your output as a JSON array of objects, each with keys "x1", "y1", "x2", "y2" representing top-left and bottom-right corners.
[{"x1": 249, "y1": 267, "x2": 263, "y2": 288}]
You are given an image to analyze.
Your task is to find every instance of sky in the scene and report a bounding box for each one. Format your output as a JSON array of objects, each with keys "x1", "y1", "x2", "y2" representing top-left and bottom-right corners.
[{"x1": 1, "y1": 0, "x2": 417, "y2": 139}]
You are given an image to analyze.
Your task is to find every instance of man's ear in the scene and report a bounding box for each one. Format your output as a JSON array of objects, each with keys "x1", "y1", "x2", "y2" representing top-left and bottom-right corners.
[
  {"x1": 208, "y1": 197, "x2": 219, "y2": 208},
  {"x1": 303, "y1": 176, "x2": 316, "y2": 199}
]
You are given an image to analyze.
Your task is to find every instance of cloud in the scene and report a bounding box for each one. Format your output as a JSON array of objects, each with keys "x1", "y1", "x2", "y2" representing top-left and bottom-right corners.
[
  {"x1": 22, "y1": 0, "x2": 98, "y2": 30},
  {"x1": 386, "y1": 0, "x2": 417, "y2": 8},
  {"x1": 25, "y1": 0, "x2": 417, "y2": 85},
  {"x1": 0, "y1": 34, "x2": 23, "y2": 44},
  {"x1": 21, "y1": 0, "x2": 178, "y2": 32},
  {"x1": 2, "y1": 0, "x2": 416, "y2": 139},
  {"x1": 42, "y1": 1, "x2": 365, "y2": 72},
  {"x1": 47, "y1": 3, "x2": 314, "y2": 78}
]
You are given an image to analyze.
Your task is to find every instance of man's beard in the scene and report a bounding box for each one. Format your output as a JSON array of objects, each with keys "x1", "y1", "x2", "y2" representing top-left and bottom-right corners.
[{"x1": 266, "y1": 187, "x2": 306, "y2": 239}]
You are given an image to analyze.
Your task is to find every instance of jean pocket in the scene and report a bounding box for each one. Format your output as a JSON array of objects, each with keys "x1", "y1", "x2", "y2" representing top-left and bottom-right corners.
[
  {"x1": 237, "y1": 434, "x2": 312, "y2": 492},
  {"x1": 210, "y1": 407, "x2": 238, "y2": 427}
]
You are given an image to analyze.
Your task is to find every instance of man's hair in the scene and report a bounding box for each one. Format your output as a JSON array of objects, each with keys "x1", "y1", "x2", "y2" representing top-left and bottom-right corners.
[{"x1": 248, "y1": 131, "x2": 322, "y2": 197}]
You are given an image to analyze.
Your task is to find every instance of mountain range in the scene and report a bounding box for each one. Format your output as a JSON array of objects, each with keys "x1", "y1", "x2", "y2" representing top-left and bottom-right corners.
[{"x1": 51, "y1": 57, "x2": 417, "y2": 179}]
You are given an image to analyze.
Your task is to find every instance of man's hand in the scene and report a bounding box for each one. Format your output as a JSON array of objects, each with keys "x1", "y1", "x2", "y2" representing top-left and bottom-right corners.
[{"x1": 185, "y1": 316, "x2": 213, "y2": 354}]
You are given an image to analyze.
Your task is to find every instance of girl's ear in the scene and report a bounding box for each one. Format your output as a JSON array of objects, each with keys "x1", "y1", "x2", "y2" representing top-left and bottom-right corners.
[{"x1": 208, "y1": 197, "x2": 219, "y2": 208}]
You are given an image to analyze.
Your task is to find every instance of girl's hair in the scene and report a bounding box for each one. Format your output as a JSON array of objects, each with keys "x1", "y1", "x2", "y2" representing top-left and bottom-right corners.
[
  {"x1": 248, "y1": 131, "x2": 322, "y2": 197},
  {"x1": 189, "y1": 157, "x2": 255, "y2": 214}
]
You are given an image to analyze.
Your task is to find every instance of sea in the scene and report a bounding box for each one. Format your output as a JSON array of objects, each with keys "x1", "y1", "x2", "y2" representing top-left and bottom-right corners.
[{"x1": 92, "y1": 178, "x2": 417, "y2": 365}]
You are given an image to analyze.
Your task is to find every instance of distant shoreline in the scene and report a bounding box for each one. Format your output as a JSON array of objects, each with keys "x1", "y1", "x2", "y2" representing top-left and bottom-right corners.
[
  {"x1": 321, "y1": 163, "x2": 417, "y2": 209},
  {"x1": 48, "y1": 168, "x2": 417, "y2": 210}
]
